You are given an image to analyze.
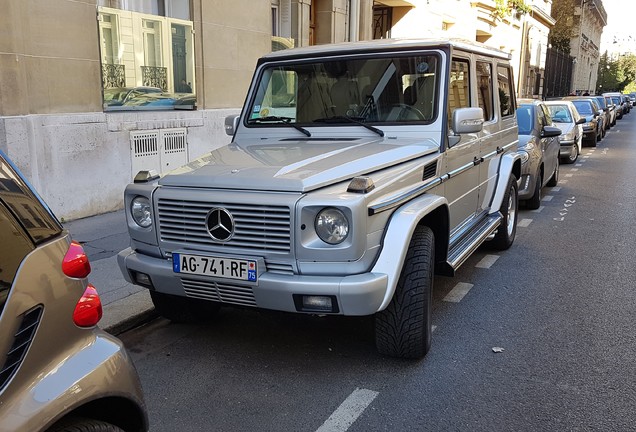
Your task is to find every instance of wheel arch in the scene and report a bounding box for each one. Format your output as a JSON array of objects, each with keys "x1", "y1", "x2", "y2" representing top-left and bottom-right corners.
[{"x1": 371, "y1": 194, "x2": 448, "y2": 311}]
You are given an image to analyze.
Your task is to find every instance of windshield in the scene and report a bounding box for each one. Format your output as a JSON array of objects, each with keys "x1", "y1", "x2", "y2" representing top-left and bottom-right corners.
[
  {"x1": 547, "y1": 105, "x2": 573, "y2": 123},
  {"x1": 246, "y1": 53, "x2": 441, "y2": 127},
  {"x1": 516, "y1": 105, "x2": 534, "y2": 135},
  {"x1": 572, "y1": 100, "x2": 593, "y2": 116}
]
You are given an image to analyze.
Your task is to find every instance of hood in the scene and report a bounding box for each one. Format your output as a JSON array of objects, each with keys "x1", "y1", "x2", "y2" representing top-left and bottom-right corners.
[
  {"x1": 554, "y1": 122, "x2": 575, "y2": 136},
  {"x1": 159, "y1": 137, "x2": 439, "y2": 192}
]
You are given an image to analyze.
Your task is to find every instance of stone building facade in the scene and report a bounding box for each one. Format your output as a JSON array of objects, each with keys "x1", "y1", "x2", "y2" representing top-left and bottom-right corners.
[
  {"x1": 549, "y1": 0, "x2": 607, "y2": 94},
  {"x1": 0, "y1": 0, "x2": 373, "y2": 220}
]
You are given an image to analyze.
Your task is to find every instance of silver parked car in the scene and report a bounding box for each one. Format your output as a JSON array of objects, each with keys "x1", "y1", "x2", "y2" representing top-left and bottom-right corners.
[
  {"x1": 119, "y1": 38, "x2": 522, "y2": 359},
  {"x1": 544, "y1": 100, "x2": 585, "y2": 164},
  {"x1": 516, "y1": 99, "x2": 561, "y2": 209},
  {"x1": 0, "y1": 150, "x2": 148, "y2": 432}
]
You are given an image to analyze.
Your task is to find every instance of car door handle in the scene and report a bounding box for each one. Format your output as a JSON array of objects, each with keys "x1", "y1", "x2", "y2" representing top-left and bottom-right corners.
[
  {"x1": 496, "y1": 146, "x2": 504, "y2": 154},
  {"x1": 473, "y1": 156, "x2": 483, "y2": 166}
]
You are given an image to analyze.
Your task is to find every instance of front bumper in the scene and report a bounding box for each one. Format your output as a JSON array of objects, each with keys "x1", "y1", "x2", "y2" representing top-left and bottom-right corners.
[
  {"x1": 118, "y1": 248, "x2": 388, "y2": 316},
  {"x1": 559, "y1": 140, "x2": 576, "y2": 158}
]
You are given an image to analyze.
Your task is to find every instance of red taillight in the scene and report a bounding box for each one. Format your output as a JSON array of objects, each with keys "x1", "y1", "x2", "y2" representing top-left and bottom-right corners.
[
  {"x1": 62, "y1": 241, "x2": 91, "y2": 278},
  {"x1": 73, "y1": 284, "x2": 103, "y2": 327}
]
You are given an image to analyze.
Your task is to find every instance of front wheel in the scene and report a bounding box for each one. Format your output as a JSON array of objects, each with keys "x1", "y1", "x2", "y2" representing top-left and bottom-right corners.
[
  {"x1": 491, "y1": 174, "x2": 518, "y2": 250},
  {"x1": 150, "y1": 291, "x2": 220, "y2": 323},
  {"x1": 47, "y1": 417, "x2": 124, "y2": 432},
  {"x1": 375, "y1": 226, "x2": 434, "y2": 359},
  {"x1": 563, "y1": 144, "x2": 579, "y2": 164}
]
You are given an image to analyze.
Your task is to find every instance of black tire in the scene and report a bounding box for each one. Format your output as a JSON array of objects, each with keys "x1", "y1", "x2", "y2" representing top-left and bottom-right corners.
[
  {"x1": 525, "y1": 173, "x2": 541, "y2": 210},
  {"x1": 47, "y1": 417, "x2": 124, "y2": 432},
  {"x1": 491, "y1": 174, "x2": 518, "y2": 250},
  {"x1": 150, "y1": 291, "x2": 220, "y2": 323},
  {"x1": 375, "y1": 226, "x2": 434, "y2": 359},
  {"x1": 563, "y1": 143, "x2": 579, "y2": 164},
  {"x1": 547, "y1": 159, "x2": 559, "y2": 187}
]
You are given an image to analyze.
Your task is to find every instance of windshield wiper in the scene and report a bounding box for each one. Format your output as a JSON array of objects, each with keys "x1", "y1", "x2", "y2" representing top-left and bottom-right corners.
[
  {"x1": 312, "y1": 115, "x2": 385, "y2": 137},
  {"x1": 247, "y1": 116, "x2": 311, "y2": 137}
]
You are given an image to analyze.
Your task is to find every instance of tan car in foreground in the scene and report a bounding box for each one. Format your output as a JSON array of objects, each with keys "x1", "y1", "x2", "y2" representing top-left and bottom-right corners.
[{"x1": 0, "y1": 150, "x2": 148, "y2": 432}]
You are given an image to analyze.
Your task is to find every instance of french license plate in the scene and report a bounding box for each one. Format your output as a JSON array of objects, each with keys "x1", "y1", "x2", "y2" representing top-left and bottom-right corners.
[{"x1": 172, "y1": 253, "x2": 257, "y2": 282}]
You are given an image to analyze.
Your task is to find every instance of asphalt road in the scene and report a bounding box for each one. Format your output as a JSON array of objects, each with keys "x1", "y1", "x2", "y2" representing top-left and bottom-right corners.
[{"x1": 120, "y1": 113, "x2": 636, "y2": 432}]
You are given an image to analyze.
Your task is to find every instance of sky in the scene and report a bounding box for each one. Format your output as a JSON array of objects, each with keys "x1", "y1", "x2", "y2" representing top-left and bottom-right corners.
[{"x1": 599, "y1": 0, "x2": 636, "y2": 53}]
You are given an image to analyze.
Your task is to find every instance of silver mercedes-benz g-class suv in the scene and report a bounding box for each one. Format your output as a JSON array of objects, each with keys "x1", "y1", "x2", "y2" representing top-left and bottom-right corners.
[{"x1": 118, "y1": 38, "x2": 521, "y2": 359}]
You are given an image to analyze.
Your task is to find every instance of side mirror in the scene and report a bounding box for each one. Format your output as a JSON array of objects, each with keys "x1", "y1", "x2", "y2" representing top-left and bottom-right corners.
[
  {"x1": 224, "y1": 114, "x2": 240, "y2": 136},
  {"x1": 542, "y1": 126, "x2": 562, "y2": 138},
  {"x1": 451, "y1": 107, "x2": 484, "y2": 134},
  {"x1": 575, "y1": 118, "x2": 586, "y2": 125}
]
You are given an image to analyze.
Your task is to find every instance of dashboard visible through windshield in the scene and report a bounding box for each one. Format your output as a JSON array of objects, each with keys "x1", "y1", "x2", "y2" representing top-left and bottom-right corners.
[{"x1": 246, "y1": 53, "x2": 441, "y2": 128}]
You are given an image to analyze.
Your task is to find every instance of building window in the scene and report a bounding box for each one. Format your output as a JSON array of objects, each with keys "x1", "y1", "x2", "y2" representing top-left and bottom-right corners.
[
  {"x1": 373, "y1": 7, "x2": 392, "y2": 39},
  {"x1": 98, "y1": 3, "x2": 195, "y2": 111}
]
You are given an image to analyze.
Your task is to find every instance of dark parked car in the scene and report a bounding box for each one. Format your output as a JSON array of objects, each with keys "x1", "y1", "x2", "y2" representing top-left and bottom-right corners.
[
  {"x1": 0, "y1": 150, "x2": 148, "y2": 432},
  {"x1": 516, "y1": 99, "x2": 561, "y2": 209},
  {"x1": 592, "y1": 95, "x2": 613, "y2": 130},
  {"x1": 103, "y1": 86, "x2": 163, "y2": 107},
  {"x1": 568, "y1": 98, "x2": 603, "y2": 146},
  {"x1": 123, "y1": 92, "x2": 196, "y2": 110},
  {"x1": 603, "y1": 93, "x2": 625, "y2": 120}
]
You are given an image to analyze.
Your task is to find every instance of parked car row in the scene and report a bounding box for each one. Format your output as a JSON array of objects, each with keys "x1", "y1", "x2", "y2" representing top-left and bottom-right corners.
[{"x1": 518, "y1": 91, "x2": 631, "y2": 209}]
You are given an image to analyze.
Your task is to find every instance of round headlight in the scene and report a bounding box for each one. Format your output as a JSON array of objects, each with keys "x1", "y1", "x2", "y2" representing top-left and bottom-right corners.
[
  {"x1": 315, "y1": 208, "x2": 349, "y2": 245},
  {"x1": 131, "y1": 196, "x2": 152, "y2": 228},
  {"x1": 519, "y1": 150, "x2": 529, "y2": 164}
]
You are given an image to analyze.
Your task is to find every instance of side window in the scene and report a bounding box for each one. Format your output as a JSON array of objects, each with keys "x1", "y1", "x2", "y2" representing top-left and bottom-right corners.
[
  {"x1": 497, "y1": 65, "x2": 515, "y2": 117},
  {"x1": 0, "y1": 203, "x2": 34, "y2": 314},
  {"x1": 448, "y1": 58, "x2": 471, "y2": 126},
  {"x1": 476, "y1": 61, "x2": 494, "y2": 121}
]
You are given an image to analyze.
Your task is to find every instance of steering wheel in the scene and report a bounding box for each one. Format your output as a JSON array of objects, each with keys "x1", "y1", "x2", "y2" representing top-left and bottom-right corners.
[{"x1": 391, "y1": 103, "x2": 426, "y2": 121}]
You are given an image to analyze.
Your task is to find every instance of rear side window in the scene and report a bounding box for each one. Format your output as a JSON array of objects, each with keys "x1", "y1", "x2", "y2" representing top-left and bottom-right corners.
[
  {"x1": 0, "y1": 203, "x2": 34, "y2": 313},
  {"x1": 0, "y1": 155, "x2": 61, "y2": 244}
]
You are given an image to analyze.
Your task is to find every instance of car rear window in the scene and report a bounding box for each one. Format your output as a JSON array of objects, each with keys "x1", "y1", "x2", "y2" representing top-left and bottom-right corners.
[
  {"x1": 0, "y1": 153, "x2": 61, "y2": 244},
  {"x1": 572, "y1": 100, "x2": 593, "y2": 116}
]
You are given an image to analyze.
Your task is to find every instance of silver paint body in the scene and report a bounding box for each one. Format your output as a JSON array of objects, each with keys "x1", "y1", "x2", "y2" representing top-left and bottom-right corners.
[{"x1": 119, "y1": 39, "x2": 521, "y2": 316}]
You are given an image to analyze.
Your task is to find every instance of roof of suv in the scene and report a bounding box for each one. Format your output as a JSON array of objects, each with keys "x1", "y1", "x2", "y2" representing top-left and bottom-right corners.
[{"x1": 260, "y1": 38, "x2": 512, "y2": 61}]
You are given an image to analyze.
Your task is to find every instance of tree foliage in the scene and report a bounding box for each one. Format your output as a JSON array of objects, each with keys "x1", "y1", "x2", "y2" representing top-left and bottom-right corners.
[{"x1": 597, "y1": 51, "x2": 636, "y2": 93}]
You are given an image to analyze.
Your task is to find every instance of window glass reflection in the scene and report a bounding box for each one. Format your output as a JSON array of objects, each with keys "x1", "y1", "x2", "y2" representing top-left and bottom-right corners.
[{"x1": 98, "y1": 5, "x2": 196, "y2": 111}]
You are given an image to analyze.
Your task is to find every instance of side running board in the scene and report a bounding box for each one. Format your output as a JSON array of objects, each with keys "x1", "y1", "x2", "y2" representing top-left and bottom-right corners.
[{"x1": 446, "y1": 213, "x2": 502, "y2": 272}]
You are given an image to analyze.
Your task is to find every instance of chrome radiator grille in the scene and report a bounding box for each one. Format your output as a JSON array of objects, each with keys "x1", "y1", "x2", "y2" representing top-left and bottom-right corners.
[{"x1": 157, "y1": 199, "x2": 292, "y2": 253}]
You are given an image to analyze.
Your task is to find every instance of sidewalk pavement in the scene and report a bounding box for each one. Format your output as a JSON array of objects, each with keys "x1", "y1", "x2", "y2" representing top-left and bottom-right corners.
[{"x1": 64, "y1": 210, "x2": 158, "y2": 335}]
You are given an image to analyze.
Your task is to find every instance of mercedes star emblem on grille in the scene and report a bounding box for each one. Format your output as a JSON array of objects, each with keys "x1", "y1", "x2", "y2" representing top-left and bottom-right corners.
[{"x1": 205, "y1": 208, "x2": 235, "y2": 242}]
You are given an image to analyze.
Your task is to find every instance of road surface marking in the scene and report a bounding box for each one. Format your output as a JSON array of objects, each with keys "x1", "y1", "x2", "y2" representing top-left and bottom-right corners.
[
  {"x1": 575, "y1": 164, "x2": 583, "y2": 167},
  {"x1": 551, "y1": 187, "x2": 562, "y2": 192},
  {"x1": 476, "y1": 255, "x2": 500, "y2": 268},
  {"x1": 443, "y1": 283, "x2": 474, "y2": 303},
  {"x1": 517, "y1": 218, "x2": 533, "y2": 228},
  {"x1": 570, "y1": 168, "x2": 579, "y2": 172},
  {"x1": 565, "y1": 174, "x2": 574, "y2": 178},
  {"x1": 316, "y1": 389, "x2": 379, "y2": 432},
  {"x1": 542, "y1": 195, "x2": 554, "y2": 201},
  {"x1": 560, "y1": 180, "x2": 569, "y2": 184},
  {"x1": 530, "y1": 206, "x2": 544, "y2": 213}
]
